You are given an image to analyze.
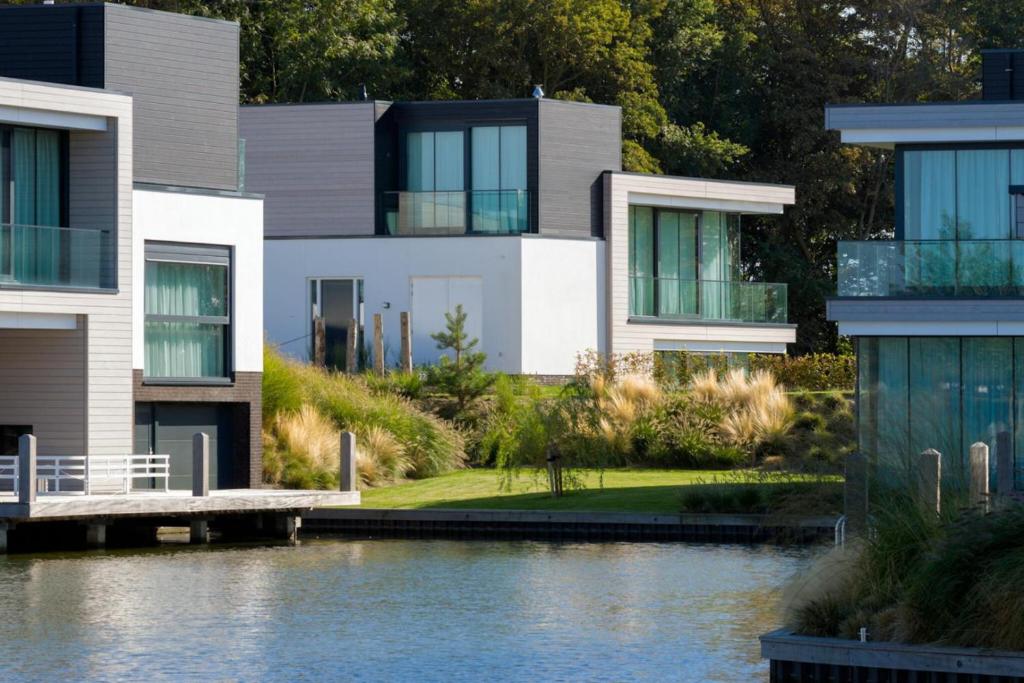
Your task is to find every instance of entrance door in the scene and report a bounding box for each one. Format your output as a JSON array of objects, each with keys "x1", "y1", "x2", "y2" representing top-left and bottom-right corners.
[
  {"x1": 311, "y1": 278, "x2": 364, "y2": 371},
  {"x1": 134, "y1": 403, "x2": 234, "y2": 491}
]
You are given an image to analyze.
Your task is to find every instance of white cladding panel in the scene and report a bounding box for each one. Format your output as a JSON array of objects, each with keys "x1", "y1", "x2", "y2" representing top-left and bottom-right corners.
[
  {"x1": 132, "y1": 188, "x2": 264, "y2": 373},
  {"x1": 411, "y1": 277, "x2": 483, "y2": 366}
]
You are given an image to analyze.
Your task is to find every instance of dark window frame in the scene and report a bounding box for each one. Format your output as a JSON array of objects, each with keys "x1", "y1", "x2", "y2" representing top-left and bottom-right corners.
[{"x1": 143, "y1": 241, "x2": 233, "y2": 385}]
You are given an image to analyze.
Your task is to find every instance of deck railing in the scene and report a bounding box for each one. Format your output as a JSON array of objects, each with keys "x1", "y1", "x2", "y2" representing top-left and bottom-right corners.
[
  {"x1": 0, "y1": 223, "x2": 113, "y2": 289},
  {"x1": 0, "y1": 455, "x2": 170, "y2": 496}
]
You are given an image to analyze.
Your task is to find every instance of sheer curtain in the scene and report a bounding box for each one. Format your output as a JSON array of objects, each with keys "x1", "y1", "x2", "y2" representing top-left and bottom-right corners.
[
  {"x1": 144, "y1": 261, "x2": 228, "y2": 378},
  {"x1": 472, "y1": 125, "x2": 526, "y2": 233},
  {"x1": 629, "y1": 206, "x2": 654, "y2": 316},
  {"x1": 962, "y1": 337, "x2": 1012, "y2": 490},
  {"x1": 903, "y1": 150, "x2": 956, "y2": 240},
  {"x1": 700, "y1": 211, "x2": 725, "y2": 319}
]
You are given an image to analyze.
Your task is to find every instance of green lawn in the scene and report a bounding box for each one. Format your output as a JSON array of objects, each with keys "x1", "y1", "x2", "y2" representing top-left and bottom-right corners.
[{"x1": 358, "y1": 469, "x2": 724, "y2": 513}]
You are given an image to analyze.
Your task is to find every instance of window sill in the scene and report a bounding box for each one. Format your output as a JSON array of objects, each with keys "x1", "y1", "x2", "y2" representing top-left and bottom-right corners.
[{"x1": 142, "y1": 377, "x2": 234, "y2": 387}]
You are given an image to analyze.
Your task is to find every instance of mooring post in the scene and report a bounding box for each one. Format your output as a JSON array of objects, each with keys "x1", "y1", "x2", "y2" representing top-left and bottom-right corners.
[
  {"x1": 273, "y1": 515, "x2": 299, "y2": 545},
  {"x1": 400, "y1": 311, "x2": 412, "y2": 373},
  {"x1": 0, "y1": 522, "x2": 8, "y2": 554},
  {"x1": 918, "y1": 449, "x2": 941, "y2": 515},
  {"x1": 969, "y1": 442, "x2": 990, "y2": 511},
  {"x1": 341, "y1": 431, "x2": 357, "y2": 493},
  {"x1": 346, "y1": 317, "x2": 359, "y2": 374},
  {"x1": 192, "y1": 432, "x2": 209, "y2": 498},
  {"x1": 18, "y1": 434, "x2": 36, "y2": 505},
  {"x1": 373, "y1": 313, "x2": 384, "y2": 375},
  {"x1": 190, "y1": 519, "x2": 210, "y2": 544},
  {"x1": 84, "y1": 523, "x2": 107, "y2": 549},
  {"x1": 997, "y1": 440, "x2": 1014, "y2": 505},
  {"x1": 844, "y1": 451, "x2": 869, "y2": 535}
]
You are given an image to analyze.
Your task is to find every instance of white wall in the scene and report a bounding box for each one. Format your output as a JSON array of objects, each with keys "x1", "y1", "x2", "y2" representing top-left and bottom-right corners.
[
  {"x1": 132, "y1": 188, "x2": 264, "y2": 374},
  {"x1": 520, "y1": 238, "x2": 604, "y2": 374},
  {"x1": 264, "y1": 236, "x2": 604, "y2": 375}
]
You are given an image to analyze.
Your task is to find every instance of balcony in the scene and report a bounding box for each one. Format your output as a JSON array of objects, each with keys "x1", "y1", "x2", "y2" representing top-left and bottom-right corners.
[
  {"x1": 629, "y1": 277, "x2": 788, "y2": 325},
  {"x1": 382, "y1": 190, "x2": 530, "y2": 236},
  {"x1": 838, "y1": 240, "x2": 1024, "y2": 297},
  {"x1": 0, "y1": 224, "x2": 112, "y2": 290}
]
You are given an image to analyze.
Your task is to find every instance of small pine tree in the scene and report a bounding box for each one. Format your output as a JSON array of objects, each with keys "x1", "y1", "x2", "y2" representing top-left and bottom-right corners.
[{"x1": 425, "y1": 304, "x2": 495, "y2": 416}]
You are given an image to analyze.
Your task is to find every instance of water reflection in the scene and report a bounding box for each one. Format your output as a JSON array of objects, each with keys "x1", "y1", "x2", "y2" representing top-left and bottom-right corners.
[{"x1": 0, "y1": 540, "x2": 815, "y2": 682}]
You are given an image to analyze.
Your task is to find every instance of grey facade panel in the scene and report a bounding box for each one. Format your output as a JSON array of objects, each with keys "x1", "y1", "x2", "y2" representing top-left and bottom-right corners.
[
  {"x1": 538, "y1": 99, "x2": 621, "y2": 238},
  {"x1": 0, "y1": 5, "x2": 104, "y2": 88},
  {"x1": 827, "y1": 298, "x2": 1024, "y2": 322},
  {"x1": 239, "y1": 103, "x2": 377, "y2": 238},
  {"x1": 102, "y1": 4, "x2": 240, "y2": 191},
  {"x1": 825, "y1": 101, "x2": 1024, "y2": 131}
]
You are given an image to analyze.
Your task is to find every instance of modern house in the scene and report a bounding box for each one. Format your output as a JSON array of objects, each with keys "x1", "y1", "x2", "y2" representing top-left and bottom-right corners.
[
  {"x1": 0, "y1": 3, "x2": 263, "y2": 491},
  {"x1": 242, "y1": 100, "x2": 796, "y2": 376},
  {"x1": 827, "y1": 50, "x2": 1024, "y2": 492}
]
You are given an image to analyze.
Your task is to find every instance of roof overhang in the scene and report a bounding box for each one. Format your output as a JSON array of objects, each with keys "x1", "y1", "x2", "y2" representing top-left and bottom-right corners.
[
  {"x1": 825, "y1": 101, "x2": 1024, "y2": 148},
  {"x1": 609, "y1": 172, "x2": 795, "y2": 215}
]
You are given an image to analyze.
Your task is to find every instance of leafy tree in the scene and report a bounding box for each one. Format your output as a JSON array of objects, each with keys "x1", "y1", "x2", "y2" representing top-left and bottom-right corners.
[{"x1": 424, "y1": 305, "x2": 495, "y2": 416}]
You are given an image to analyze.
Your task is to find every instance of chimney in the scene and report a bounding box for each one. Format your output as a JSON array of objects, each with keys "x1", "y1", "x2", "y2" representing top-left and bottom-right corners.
[{"x1": 981, "y1": 50, "x2": 1024, "y2": 101}]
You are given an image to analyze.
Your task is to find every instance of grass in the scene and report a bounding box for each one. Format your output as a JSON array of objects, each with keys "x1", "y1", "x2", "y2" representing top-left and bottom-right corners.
[{"x1": 357, "y1": 468, "x2": 836, "y2": 514}]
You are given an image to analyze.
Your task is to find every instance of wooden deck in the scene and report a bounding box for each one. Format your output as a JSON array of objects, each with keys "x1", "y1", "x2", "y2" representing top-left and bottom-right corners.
[{"x1": 0, "y1": 489, "x2": 360, "y2": 522}]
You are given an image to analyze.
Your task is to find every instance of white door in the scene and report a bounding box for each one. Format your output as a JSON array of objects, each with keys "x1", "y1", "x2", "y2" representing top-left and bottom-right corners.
[{"x1": 410, "y1": 276, "x2": 483, "y2": 366}]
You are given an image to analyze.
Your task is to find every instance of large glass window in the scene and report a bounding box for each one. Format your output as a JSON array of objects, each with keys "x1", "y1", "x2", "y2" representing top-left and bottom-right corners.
[
  {"x1": 1, "y1": 126, "x2": 65, "y2": 284},
  {"x1": 901, "y1": 146, "x2": 1024, "y2": 240},
  {"x1": 859, "y1": 336, "x2": 1023, "y2": 493},
  {"x1": 628, "y1": 207, "x2": 741, "y2": 318},
  {"x1": 405, "y1": 131, "x2": 465, "y2": 231},
  {"x1": 471, "y1": 125, "x2": 527, "y2": 232},
  {"x1": 144, "y1": 244, "x2": 230, "y2": 380}
]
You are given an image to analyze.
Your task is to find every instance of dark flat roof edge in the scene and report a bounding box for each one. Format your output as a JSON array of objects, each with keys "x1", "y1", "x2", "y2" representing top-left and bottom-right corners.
[
  {"x1": 606, "y1": 170, "x2": 796, "y2": 192},
  {"x1": 0, "y1": 2, "x2": 240, "y2": 29},
  {"x1": 825, "y1": 99, "x2": 1024, "y2": 110},
  {"x1": 242, "y1": 98, "x2": 620, "y2": 112},
  {"x1": 134, "y1": 182, "x2": 264, "y2": 200}
]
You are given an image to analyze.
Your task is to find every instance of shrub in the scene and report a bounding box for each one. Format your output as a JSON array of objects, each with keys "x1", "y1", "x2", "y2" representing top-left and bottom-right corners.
[
  {"x1": 689, "y1": 369, "x2": 796, "y2": 459},
  {"x1": 262, "y1": 346, "x2": 466, "y2": 488},
  {"x1": 364, "y1": 369, "x2": 427, "y2": 400},
  {"x1": 750, "y1": 353, "x2": 855, "y2": 391},
  {"x1": 785, "y1": 500, "x2": 1024, "y2": 650},
  {"x1": 679, "y1": 470, "x2": 843, "y2": 515}
]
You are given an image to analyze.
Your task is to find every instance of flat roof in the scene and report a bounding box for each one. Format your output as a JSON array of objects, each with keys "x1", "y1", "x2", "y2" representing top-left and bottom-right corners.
[{"x1": 825, "y1": 100, "x2": 1024, "y2": 147}]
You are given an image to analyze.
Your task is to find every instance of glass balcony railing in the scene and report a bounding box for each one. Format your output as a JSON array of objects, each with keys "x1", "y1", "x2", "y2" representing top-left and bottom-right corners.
[
  {"x1": 629, "y1": 277, "x2": 788, "y2": 324},
  {"x1": 0, "y1": 224, "x2": 112, "y2": 289},
  {"x1": 382, "y1": 190, "x2": 530, "y2": 235},
  {"x1": 838, "y1": 240, "x2": 1024, "y2": 297}
]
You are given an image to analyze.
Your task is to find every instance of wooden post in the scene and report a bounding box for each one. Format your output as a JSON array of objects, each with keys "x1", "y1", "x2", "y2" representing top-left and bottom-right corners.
[
  {"x1": 400, "y1": 312, "x2": 412, "y2": 373},
  {"x1": 190, "y1": 520, "x2": 210, "y2": 544},
  {"x1": 18, "y1": 434, "x2": 36, "y2": 505},
  {"x1": 192, "y1": 432, "x2": 209, "y2": 498},
  {"x1": 313, "y1": 316, "x2": 326, "y2": 367},
  {"x1": 969, "y1": 442, "x2": 990, "y2": 511},
  {"x1": 918, "y1": 448, "x2": 941, "y2": 515},
  {"x1": 844, "y1": 451, "x2": 869, "y2": 534},
  {"x1": 84, "y1": 524, "x2": 107, "y2": 549},
  {"x1": 346, "y1": 318, "x2": 359, "y2": 374},
  {"x1": 341, "y1": 431, "x2": 357, "y2": 493},
  {"x1": 373, "y1": 313, "x2": 384, "y2": 375},
  {"x1": 0, "y1": 523, "x2": 7, "y2": 554}
]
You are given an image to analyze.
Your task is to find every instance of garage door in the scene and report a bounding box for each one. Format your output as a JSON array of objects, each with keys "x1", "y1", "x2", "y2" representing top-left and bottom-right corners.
[
  {"x1": 410, "y1": 276, "x2": 483, "y2": 366},
  {"x1": 135, "y1": 403, "x2": 234, "y2": 491}
]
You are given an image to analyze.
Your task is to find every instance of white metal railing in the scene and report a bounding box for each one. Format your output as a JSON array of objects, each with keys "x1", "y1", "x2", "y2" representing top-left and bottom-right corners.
[
  {"x1": 2, "y1": 455, "x2": 170, "y2": 497},
  {"x1": 0, "y1": 456, "x2": 17, "y2": 495}
]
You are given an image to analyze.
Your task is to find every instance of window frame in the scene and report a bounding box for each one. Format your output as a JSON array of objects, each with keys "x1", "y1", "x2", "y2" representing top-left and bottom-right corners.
[{"x1": 143, "y1": 241, "x2": 233, "y2": 385}]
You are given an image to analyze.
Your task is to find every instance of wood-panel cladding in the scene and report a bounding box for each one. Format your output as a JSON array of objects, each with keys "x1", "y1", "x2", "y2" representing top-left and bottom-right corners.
[
  {"x1": 239, "y1": 103, "x2": 376, "y2": 237},
  {"x1": 103, "y1": 4, "x2": 240, "y2": 191},
  {"x1": 538, "y1": 100, "x2": 621, "y2": 238},
  {"x1": 0, "y1": 325, "x2": 87, "y2": 456},
  {"x1": 0, "y1": 5, "x2": 104, "y2": 88}
]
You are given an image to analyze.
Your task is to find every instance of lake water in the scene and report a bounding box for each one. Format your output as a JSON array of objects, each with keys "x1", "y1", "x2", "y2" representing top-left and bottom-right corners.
[{"x1": 0, "y1": 539, "x2": 815, "y2": 682}]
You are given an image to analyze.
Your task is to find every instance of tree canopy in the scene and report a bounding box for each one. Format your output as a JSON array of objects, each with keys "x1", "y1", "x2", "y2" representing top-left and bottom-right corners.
[{"x1": 30, "y1": 0, "x2": 1024, "y2": 352}]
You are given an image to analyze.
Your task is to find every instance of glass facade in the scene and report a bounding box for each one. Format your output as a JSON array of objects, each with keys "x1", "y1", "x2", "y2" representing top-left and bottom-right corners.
[
  {"x1": 471, "y1": 125, "x2": 527, "y2": 233},
  {"x1": 627, "y1": 206, "x2": 785, "y2": 323},
  {"x1": 858, "y1": 336, "x2": 1024, "y2": 492},
  {"x1": 144, "y1": 247, "x2": 231, "y2": 380},
  {"x1": 902, "y1": 147, "x2": 1024, "y2": 240}
]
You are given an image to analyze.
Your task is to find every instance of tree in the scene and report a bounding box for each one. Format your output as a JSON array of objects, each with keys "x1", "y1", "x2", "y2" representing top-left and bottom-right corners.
[{"x1": 424, "y1": 305, "x2": 495, "y2": 416}]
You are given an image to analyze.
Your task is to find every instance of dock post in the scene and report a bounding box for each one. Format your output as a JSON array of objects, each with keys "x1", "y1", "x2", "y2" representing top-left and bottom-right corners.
[
  {"x1": 192, "y1": 432, "x2": 209, "y2": 497},
  {"x1": 341, "y1": 432, "x2": 357, "y2": 492},
  {"x1": 373, "y1": 313, "x2": 384, "y2": 374},
  {"x1": 271, "y1": 514, "x2": 299, "y2": 545},
  {"x1": 85, "y1": 524, "x2": 107, "y2": 549},
  {"x1": 346, "y1": 317, "x2": 359, "y2": 373},
  {"x1": 190, "y1": 519, "x2": 210, "y2": 544},
  {"x1": 18, "y1": 434, "x2": 36, "y2": 505},
  {"x1": 969, "y1": 442, "x2": 990, "y2": 511},
  {"x1": 918, "y1": 449, "x2": 941, "y2": 515},
  {"x1": 400, "y1": 312, "x2": 412, "y2": 373},
  {"x1": 0, "y1": 523, "x2": 7, "y2": 553},
  {"x1": 997, "y1": 440, "x2": 1014, "y2": 505}
]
